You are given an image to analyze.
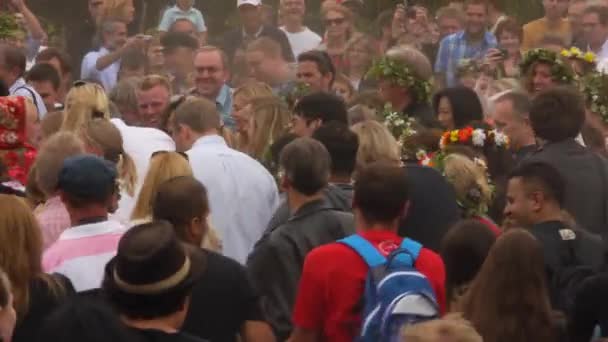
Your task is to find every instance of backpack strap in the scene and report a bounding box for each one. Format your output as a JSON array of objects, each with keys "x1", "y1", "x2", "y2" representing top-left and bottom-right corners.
[
  {"x1": 339, "y1": 235, "x2": 386, "y2": 268},
  {"x1": 390, "y1": 238, "x2": 422, "y2": 267}
]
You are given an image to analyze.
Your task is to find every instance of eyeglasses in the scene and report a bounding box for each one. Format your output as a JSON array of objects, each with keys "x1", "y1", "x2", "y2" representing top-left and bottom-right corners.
[
  {"x1": 325, "y1": 17, "x2": 345, "y2": 26},
  {"x1": 151, "y1": 150, "x2": 189, "y2": 161}
]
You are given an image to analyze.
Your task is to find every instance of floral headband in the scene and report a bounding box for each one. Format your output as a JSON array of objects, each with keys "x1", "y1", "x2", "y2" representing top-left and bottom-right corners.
[
  {"x1": 582, "y1": 72, "x2": 608, "y2": 124},
  {"x1": 520, "y1": 48, "x2": 575, "y2": 84},
  {"x1": 0, "y1": 96, "x2": 26, "y2": 149},
  {"x1": 367, "y1": 56, "x2": 433, "y2": 104},
  {"x1": 439, "y1": 126, "x2": 510, "y2": 150},
  {"x1": 561, "y1": 47, "x2": 597, "y2": 65}
]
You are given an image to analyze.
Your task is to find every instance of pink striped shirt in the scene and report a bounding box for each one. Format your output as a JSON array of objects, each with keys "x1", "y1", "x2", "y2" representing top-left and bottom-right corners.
[
  {"x1": 36, "y1": 196, "x2": 71, "y2": 250},
  {"x1": 43, "y1": 220, "x2": 127, "y2": 292}
]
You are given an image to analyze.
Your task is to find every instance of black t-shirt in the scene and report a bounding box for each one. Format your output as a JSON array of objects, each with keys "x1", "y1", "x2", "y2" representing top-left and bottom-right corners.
[
  {"x1": 14, "y1": 275, "x2": 75, "y2": 342},
  {"x1": 182, "y1": 249, "x2": 263, "y2": 342},
  {"x1": 130, "y1": 328, "x2": 206, "y2": 342}
]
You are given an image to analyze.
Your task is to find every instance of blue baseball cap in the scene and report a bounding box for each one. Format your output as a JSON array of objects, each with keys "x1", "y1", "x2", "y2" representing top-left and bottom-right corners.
[{"x1": 57, "y1": 154, "x2": 118, "y2": 200}]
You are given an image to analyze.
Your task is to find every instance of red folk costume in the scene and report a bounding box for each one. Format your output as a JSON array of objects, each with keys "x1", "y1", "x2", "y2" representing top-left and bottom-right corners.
[{"x1": 0, "y1": 96, "x2": 36, "y2": 185}]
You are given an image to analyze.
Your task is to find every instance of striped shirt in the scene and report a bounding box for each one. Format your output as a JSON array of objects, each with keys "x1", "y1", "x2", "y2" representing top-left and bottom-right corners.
[
  {"x1": 435, "y1": 30, "x2": 497, "y2": 87},
  {"x1": 42, "y1": 220, "x2": 127, "y2": 292}
]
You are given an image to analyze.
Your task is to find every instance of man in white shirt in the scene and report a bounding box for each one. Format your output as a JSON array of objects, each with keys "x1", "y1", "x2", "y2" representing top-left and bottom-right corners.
[
  {"x1": 279, "y1": 0, "x2": 321, "y2": 58},
  {"x1": 81, "y1": 18, "x2": 144, "y2": 92},
  {"x1": 0, "y1": 43, "x2": 47, "y2": 117},
  {"x1": 583, "y1": 5, "x2": 608, "y2": 71},
  {"x1": 171, "y1": 97, "x2": 279, "y2": 264}
]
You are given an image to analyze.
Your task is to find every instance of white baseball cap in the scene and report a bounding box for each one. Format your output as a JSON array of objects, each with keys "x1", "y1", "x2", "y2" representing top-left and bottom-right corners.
[{"x1": 237, "y1": 0, "x2": 261, "y2": 8}]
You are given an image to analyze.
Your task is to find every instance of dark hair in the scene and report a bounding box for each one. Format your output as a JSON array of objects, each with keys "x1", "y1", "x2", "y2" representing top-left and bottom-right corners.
[
  {"x1": 26, "y1": 63, "x2": 61, "y2": 90},
  {"x1": 270, "y1": 133, "x2": 298, "y2": 168},
  {"x1": 297, "y1": 50, "x2": 336, "y2": 85},
  {"x1": 36, "y1": 47, "x2": 73, "y2": 75},
  {"x1": 0, "y1": 44, "x2": 26, "y2": 77},
  {"x1": 354, "y1": 161, "x2": 409, "y2": 224},
  {"x1": 39, "y1": 297, "x2": 136, "y2": 342},
  {"x1": 585, "y1": 5, "x2": 608, "y2": 26},
  {"x1": 280, "y1": 137, "x2": 331, "y2": 195},
  {"x1": 153, "y1": 176, "x2": 209, "y2": 242},
  {"x1": 495, "y1": 17, "x2": 523, "y2": 41},
  {"x1": 464, "y1": 0, "x2": 489, "y2": 11},
  {"x1": 433, "y1": 87, "x2": 484, "y2": 129},
  {"x1": 530, "y1": 86, "x2": 585, "y2": 142},
  {"x1": 0, "y1": 79, "x2": 7, "y2": 96},
  {"x1": 120, "y1": 49, "x2": 148, "y2": 73},
  {"x1": 374, "y1": 10, "x2": 394, "y2": 37},
  {"x1": 293, "y1": 92, "x2": 348, "y2": 124},
  {"x1": 312, "y1": 122, "x2": 359, "y2": 178},
  {"x1": 161, "y1": 31, "x2": 199, "y2": 54},
  {"x1": 458, "y1": 229, "x2": 555, "y2": 342},
  {"x1": 508, "y1": 162, "x2": 566, "y2": 208},
  {"x1": 440, "y1": 219, "x2": 496, "y2": 307}
]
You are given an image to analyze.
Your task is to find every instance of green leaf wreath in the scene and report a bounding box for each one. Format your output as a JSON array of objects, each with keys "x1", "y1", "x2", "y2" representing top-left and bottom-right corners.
[
  {"x1": 582, "y1": 72, "x2": 608, "y2": 124},
  {"x1": 367, "y1": 56, "x2": 433, "y2": 104},
  {"x1": 0, "y1": 13, "x2": 19, "y2": 40},
  {"x1": 519, "y1": 48, "x2": 575, "y2": 84}
]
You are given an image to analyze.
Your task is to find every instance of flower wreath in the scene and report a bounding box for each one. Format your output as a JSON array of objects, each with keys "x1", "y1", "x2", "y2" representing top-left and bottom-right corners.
[
  {"x1": 561, "y1": 47, "x2": 597, "y2": 65},
  {"x1": 438, "y1": 126, "x2": 510, "y2": 150},
  {"x1": 520, "y1": 48, "x2": 575, "y2": 84},
  {"x1": 381, "y1": 104, "x2": 428, "y2": 161},
  {"x1": 582, "y1": 72, "x2": 608, "y2": 124},
  {"x1": 367, "y1": 56, "x2": 433, "y2": 104}
]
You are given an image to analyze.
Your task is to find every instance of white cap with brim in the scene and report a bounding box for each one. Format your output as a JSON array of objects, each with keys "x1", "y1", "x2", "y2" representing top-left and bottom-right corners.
[{"x1": 237, "y1": 0, "x2": 261, "y2": 8}]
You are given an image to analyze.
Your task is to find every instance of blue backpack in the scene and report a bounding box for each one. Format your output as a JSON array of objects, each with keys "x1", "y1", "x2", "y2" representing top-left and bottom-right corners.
[{"x1": 340, "y1": 235, "x2": 439, "y2": 342}]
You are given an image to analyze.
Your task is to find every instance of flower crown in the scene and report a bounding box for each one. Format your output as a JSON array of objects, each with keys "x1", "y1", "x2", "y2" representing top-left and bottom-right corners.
[
  {"x1": 367, "y1": 56, "x2": 433, "y2": 104},
  {"x1": 561, "y1": 47, "x2": 597, "y2": 65},
  {"x1": 582, "y1": 72, "x2": 608, "y2": 124},
  {"x1": 520, "y1": 48, "x2": 575, "y2": 84},
  {"x1": 382, "y1": 104, "x2": 427, "y2": 160},
  {"x1": 439, "y1": 126, "x2": 510, "y2": 150}
]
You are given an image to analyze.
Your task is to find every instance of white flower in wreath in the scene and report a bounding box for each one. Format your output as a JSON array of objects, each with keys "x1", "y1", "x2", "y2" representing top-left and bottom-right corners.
[
  {"x1": 472, "y1": 129, "x2": 486, "y2": 147},
  {"x1": 493, "y1": 130, "x2": 509, "y2": 147}
]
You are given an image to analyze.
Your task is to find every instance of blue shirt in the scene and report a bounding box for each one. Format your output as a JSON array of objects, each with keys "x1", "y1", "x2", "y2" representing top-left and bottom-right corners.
[
  {"x1": 158, "y1": 5, "x2": 207, "y2": 32},
  {"x1": 435, "y1": 30, "x2": 497, "y2": 87},
  {"x1": 216, "y1": 84, "x2": 234, "y2": 129}
]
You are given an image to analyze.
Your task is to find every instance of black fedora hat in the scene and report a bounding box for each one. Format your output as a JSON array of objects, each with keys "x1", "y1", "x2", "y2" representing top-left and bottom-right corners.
[{"x1": 105, "y1": 220, "x2": 204, "y2": 296}]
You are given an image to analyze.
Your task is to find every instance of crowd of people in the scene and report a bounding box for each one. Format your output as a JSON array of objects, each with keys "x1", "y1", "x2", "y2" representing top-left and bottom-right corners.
[{"x1": 2, "y1": 0, "x2": 608, "y2": 341}]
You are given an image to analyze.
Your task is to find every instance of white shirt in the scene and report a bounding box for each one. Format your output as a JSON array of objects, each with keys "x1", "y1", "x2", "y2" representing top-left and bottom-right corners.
[
  {"x1": 9, "y1": 77, "x2": 47, "y2": 117},
  {"x1": 187, "y1": 135, "x2": 279, "y2": 264},
  {"x1": 81, "y1": 47, "x2": 121, "y2": 92},
  {"x1": 110, "y1": 118, "x2": 176, "y2": 223},
  {"x1": 280, "y1": 26, "x2": 322, "y2": 59}
]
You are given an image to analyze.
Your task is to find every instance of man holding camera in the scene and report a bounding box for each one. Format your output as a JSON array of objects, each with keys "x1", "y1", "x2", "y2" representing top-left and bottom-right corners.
[{"x1": 434, "y1": 0, "x2": 497, "y2": 87}]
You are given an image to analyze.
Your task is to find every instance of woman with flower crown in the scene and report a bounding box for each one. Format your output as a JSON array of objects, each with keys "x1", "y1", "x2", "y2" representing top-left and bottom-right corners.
[
  {"x1": 582, "y1": 72, "x2": 608, "y2": 150},
  {"x1": 520, "y1": 48, "x2": 576, "y2": 95}
]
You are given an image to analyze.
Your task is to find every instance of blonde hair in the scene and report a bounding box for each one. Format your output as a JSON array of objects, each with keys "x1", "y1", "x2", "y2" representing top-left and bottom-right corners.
[
  {"x1": 233, "y1": 81, "x2": 274, "y2": 106},
  {"x1": 83, "y1": 119, "x2": 137, "y2": 196},
  {"x1": 138, "y1": 74, "x2": 172, "y2": 93},
  {"x1": 321, "y1": 1, "x2": 353, "y2": 22},
  {"x1": 0, "y1": 195, "x2": 66, "y2": 316},
  {"x1": 131, "y1": 152, "x2": 193, "y2": 220},
  {"x1": 248, "y1": 97, "x2": 292, "y2": 162},
  {"x1": 100, "y1": 0, "x2": 134, "y2": 23},
  {"x1": 402, "y1": 313, "x2": 483, "y2": 342},
  {"x1": 442, "y1": 153, "x2": 493, "y2": 217},
  {"x1": 351, "y1": 120, "x2": 401, "y2": 169},
  {"x1": 61, "y1": 83, "x2": 111, "y2": 133},
  {"x1": 35, "y1": 132, "x2": 86, "y2": 197}
]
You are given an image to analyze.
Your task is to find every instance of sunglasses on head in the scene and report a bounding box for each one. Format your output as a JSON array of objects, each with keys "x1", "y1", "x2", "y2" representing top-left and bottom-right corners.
[
  {"x1": 151, "y1": 150, "x2": 189, "y2": 161},
  {"x1": 325, "y1": 17, "x2": 345, "y2": 26}
]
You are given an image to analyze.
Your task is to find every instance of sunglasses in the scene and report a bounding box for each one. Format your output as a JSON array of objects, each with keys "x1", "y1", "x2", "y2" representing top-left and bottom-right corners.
[
  {"x1": 151, "y1": 150, "x2": 189, "y2": 161},
  {"x1": 325, "y1": 17, "x2": 345, "y2": 26}
]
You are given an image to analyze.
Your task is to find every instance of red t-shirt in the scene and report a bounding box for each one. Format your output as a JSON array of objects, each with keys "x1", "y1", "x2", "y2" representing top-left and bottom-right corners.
[{"x1": 292, "y1": 230, "x2": 446, "y2": 342}]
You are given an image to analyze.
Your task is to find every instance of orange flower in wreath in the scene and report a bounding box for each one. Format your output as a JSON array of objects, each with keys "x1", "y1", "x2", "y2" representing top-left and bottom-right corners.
[{"x1": 458, "y1": 126, "x2": 474, "y2": 142}]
